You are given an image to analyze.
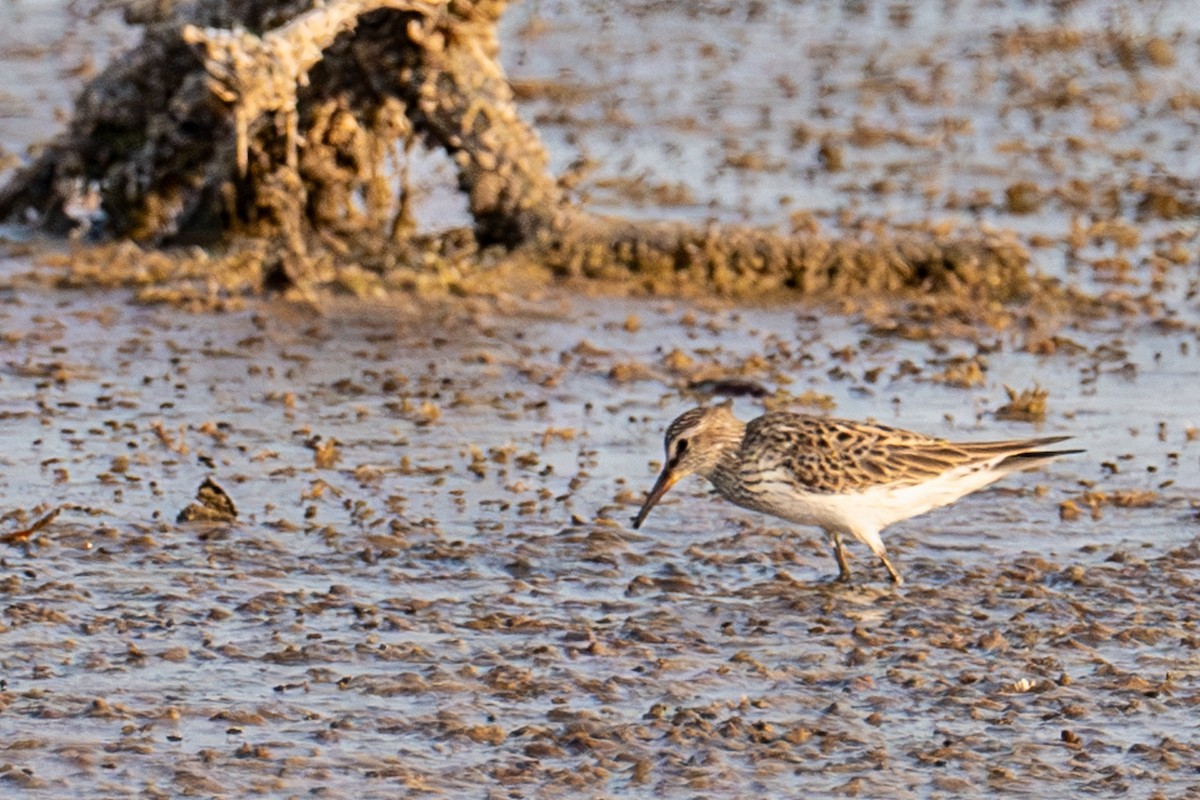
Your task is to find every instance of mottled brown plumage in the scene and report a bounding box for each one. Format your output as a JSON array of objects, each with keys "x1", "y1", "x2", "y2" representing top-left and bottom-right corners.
[
  {"x1": 633, "y1": 405, "x2": 1082, "y2": 585},
  {"x1": 740, "y1": 413, "x2": 1072, "y2": 493}
]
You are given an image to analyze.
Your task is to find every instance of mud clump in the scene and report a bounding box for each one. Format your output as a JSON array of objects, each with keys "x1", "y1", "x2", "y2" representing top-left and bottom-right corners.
[{"x1": 177, "y1": 477, "x2": 238, "y2": 522}]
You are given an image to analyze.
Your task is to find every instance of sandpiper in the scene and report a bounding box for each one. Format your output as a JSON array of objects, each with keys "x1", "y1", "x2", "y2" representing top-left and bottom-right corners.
[{"x1": 632, "y1": 405, "x2": 1081, "y2": 585}]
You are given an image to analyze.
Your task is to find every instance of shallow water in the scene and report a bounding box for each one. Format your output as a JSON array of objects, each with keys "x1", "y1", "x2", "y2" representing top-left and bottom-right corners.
[{"x1": 1, "y1": 0, "x2": 1200, "y2": 797}]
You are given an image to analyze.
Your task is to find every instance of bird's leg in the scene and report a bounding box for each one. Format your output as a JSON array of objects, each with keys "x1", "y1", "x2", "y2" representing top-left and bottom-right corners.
[
  {"x1": 877, "y1": 552, "x2": 904, "y2": 586},
  {"x1": 830, "y1": 531, "x2": 852, "y2": 583},
  {"x1": 858, "y1": 530, "x2": 905, "y2": 586}
]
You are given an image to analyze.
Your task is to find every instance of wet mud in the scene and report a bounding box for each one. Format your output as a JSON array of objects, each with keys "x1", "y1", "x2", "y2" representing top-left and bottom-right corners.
[
  {"x1": 0, "y1": 0, "x2": 1199, "y2": 797},
  {"x1": 0, "y1": 285, "x2": 1194, "y2": 797}
]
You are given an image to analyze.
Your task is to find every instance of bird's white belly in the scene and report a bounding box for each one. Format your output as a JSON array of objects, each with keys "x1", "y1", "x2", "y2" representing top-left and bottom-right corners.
[
  {"x1": 734, "y1": 461, "x2": 1005, "y2": 537},
  {"x1": 738, "y1": 480, "x2": 885, "y2": 532}
]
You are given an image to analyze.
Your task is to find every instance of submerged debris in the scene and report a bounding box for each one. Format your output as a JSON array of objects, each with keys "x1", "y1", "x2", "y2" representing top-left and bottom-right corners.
[
  {"x1": 0, "y1": 506, "x2": 63, "y2": 546},
  {"x1": 687, "y1": 377, "x2": 770, "y2": 398}
]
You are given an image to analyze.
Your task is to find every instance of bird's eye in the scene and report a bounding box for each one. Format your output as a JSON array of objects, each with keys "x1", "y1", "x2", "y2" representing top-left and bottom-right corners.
[{"x1": 675, "y1": 438, "x2": 689, "y2": 458}]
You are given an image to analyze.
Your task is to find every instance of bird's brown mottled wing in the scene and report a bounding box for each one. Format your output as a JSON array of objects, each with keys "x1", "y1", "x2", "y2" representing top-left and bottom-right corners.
[{"x1": 740, "y1": 413, "x2": 1070, "y2": 493}]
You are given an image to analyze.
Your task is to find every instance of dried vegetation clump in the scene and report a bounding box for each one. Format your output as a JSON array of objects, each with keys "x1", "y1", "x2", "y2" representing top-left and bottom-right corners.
[
  {"x1": 995, "y1": 385, "x2": 1050, "y2": 423},
  {"x1": 0, "y1": 0, "x2": 1038, "y2": 306}
]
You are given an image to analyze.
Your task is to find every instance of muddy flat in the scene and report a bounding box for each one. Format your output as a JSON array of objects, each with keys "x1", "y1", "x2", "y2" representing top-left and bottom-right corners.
[{"x1": 1, "y1": 0, "x2": 1199, "y2": 797}]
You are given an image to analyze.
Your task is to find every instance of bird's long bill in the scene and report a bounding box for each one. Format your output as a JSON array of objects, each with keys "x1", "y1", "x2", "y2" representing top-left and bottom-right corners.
[{"x1": 632, "y1": 467, "x2": 681, "y2": 529}]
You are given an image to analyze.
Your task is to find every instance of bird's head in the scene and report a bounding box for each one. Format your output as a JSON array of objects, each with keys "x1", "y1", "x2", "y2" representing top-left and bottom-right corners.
[{"x1": 631, "y1": 405, "x2": 744, "y2": 528}]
